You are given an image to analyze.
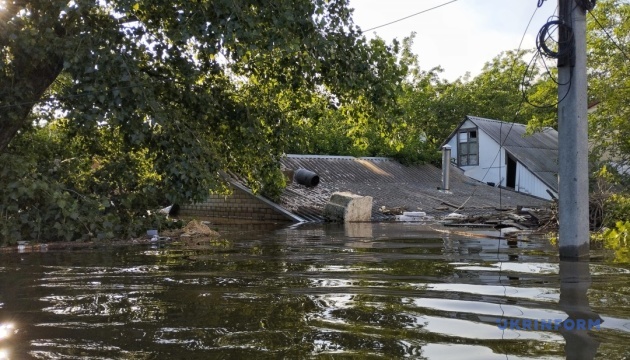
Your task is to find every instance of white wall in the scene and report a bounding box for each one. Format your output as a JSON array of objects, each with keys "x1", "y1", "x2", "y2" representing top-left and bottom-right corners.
[
  {"x1": 447, "y1": 121, "x2": 554, "y2": 200},
  {"x1": 513, "y1": 165, "x2": 555, "y2": 200},
  {"x1": 447, "y1": 120, "x2": 504, "y2": 186}
]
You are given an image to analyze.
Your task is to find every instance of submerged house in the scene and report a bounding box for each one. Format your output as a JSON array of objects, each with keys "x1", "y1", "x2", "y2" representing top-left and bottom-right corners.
[
  {"x1": 443, "y1": 116, "x2": 559, "y2": 200},
  {"x1": 179, "y1": 154, "x2": 551, "y2": 223}
]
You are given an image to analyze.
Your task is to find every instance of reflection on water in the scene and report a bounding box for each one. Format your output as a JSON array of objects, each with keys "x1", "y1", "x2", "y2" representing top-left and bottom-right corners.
[
  {"x1": 0, "y1": 223, "x2": 629, "y2": 359},
  {"x1": 559, "y1": 260, "x2": 601, "y2": 360},
  {"x1": 0, "y1": 324, "x2": 14, "y2": 341},
  {"x1": 0, "y1": 323, "x2": 14, "y2": 360}
]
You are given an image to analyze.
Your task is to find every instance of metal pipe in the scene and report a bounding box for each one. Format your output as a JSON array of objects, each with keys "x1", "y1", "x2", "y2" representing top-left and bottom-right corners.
[
  {"x1": 442, "y1": 145, "x2": 451, "y2": 191},
  {"x1": 294, "y1": 168, "x2": 320, "y2": 187}
]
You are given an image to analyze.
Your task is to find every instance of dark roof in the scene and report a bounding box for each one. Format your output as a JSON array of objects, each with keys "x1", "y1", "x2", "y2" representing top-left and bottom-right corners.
[
  {"x1": 448, "y1": 116, "x2": 559, "y2": 193},
  {"x1": 279, "y1": 154, "x2": 550, "y2": 222}
]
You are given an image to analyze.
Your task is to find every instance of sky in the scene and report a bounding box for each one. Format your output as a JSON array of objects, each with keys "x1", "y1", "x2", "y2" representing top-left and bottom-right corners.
[{"x1": 349, "y1": 0, "x2": 559, "y2": 81}]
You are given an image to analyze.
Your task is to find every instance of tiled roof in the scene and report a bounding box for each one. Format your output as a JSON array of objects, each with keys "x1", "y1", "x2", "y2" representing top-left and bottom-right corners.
[
  {"x1": 465, "y1": 116, "x2": 559, "y2": 192},
  {"x1": 279, "y1": 154, "x2": 550, "y2": 222}
]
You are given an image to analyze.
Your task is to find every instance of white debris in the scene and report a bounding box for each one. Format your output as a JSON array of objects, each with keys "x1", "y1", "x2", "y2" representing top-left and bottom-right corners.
[
  {"x1": 508, "y1": 213, "x2": 527, "y2": 222},
  {"x1": 403, "y1": 211, "x2": 426, "y2": 217},
  {"x1": 444, "y1": 212, "x2": 467, "y2": 220},
  {"x1": 500, "y1": 227, "x2": 522, "y2": 236},
  {"x1": 159, "y1": 205, "x2": 173, "y2": 215}
]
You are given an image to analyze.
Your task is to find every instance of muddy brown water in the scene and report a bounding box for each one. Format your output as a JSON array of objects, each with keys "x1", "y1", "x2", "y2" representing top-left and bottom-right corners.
[{"x1": 0, "y1": 223, "x2": 629, "y2": 359}]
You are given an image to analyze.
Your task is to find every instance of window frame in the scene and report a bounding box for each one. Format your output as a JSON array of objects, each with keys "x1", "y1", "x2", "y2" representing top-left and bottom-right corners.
[{"x1": 457, "y1": 128, "x2": 479, "y2": 166}]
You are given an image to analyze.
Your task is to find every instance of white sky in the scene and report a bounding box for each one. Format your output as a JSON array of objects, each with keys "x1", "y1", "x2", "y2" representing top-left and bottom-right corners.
[{"x1": 349, "y1": 0, "x2": 558, "y2": 81}]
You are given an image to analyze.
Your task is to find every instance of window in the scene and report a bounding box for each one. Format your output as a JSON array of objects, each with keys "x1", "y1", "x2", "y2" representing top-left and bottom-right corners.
[{"x1": 457, "y1": 129, "x2": 479, "y2": 166}]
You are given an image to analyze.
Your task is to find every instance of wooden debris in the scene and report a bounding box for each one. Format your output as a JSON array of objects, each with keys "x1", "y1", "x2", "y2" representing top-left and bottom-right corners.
[
  {"x1": 439, "y1": 206, "x2": 553, "y2": 231},
  {"x1": 441, "y1": 201, "x2": 460, "y2": 208},
  {"x1": 443, "y1": 223, "x2": 494, "y2": 228},
  {"x1": 379, "y1": 206, "x2": 405, "y2": 215}
]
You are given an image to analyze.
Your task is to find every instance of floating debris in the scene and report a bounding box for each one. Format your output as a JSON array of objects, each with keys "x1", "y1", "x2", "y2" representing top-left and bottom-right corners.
[
  {"x1": 379, "y1": 206, "x2": 405, "y2": 215},
  {"x1": 444, "y1": 213, "x2": 467, "y2": 221},
  {"x1": 395, "y1": 211, "x2": 431, "y2": 222}
]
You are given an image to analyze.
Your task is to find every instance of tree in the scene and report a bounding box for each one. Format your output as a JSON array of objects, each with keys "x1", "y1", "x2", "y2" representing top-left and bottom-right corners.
[
  {"x1": 284, "y1": 35, "x2": 560, "y2": 165},
  {"x1": 586, "y1": 0, "x2": 630, "y2": 175},
  {"x1": 384, "y1": 42, "x2": 556, "y2": 165},
  {"x1": 283, "y1": 36, "x2": 409, "y2": 159},
  {"x1": 1, "y1": 0, "x2": 397, "y2": 190},
  {"x1": 451, "y1": 50, "x2": 556, "y2": 129},
  {"x1": 0, "y1": 0, "x2": 402, "y2": 242}
]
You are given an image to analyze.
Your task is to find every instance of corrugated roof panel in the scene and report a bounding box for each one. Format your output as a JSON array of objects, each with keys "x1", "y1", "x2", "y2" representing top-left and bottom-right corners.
[{"x1": 278, "y1": 155, "x2": 550, "y2": 222}]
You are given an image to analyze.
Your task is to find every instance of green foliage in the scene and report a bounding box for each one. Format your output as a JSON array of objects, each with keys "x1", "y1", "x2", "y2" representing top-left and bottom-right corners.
[
  {"x1": 284, "y1": 36, "x2": 408, "y2": 160},
  {"x1": 604, "y1": 194, "x2": 630, "y2": 225},
  {"x1": 0, "y1": 122, "x2": 180, "y2": 245},
  {"x1": 285, "y1": 35, "x2": 559, "y2": 165},
  {"x1": 0, "y1": 0, "x2": 406, "y2": 241},
  {"x1": 593, "y1": 221, "x2": 630, "y2": 263},
  {"x1": 386, "y1": 44, "x2": 554, "y2": 164},
  {"x1": 3, "y1": 0, "x2": 628, "y2": 244},
  {"x1": 523, "y1": 0, "x2": 630, "y2": 178},
  {"x1": 285, "y1": 34, "x2": 452, "y2": 164},
  {"x1": 590, "y1": 165, "x2": 630, "y2": 228},
  {"x1": 457, "y1": 49, "x2": 557, "y2": 131},
  {"x1": 590, "y1": 165, "x2": 630, "y2": 263},
  {"x1": 390, "y1": 137, "x2": 441, "y2": 166},
  {"x1": 587, "y1": 0, "x2": 630, "y2": 177}
]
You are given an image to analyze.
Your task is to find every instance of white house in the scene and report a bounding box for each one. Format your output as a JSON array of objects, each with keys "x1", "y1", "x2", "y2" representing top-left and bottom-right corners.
[{"x1": 443, "y1": 116, "x2": 558, "y2": 200}]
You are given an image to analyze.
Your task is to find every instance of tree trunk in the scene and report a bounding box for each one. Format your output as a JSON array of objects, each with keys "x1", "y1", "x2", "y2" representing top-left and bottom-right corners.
[{"x1": 0, "y1": 58, "x2": 63, "y2": 152}]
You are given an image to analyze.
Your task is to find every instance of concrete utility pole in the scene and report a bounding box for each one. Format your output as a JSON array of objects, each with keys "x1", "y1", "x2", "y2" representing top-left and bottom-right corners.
[{"x1": 557, "y1": 0, "x2": 590, "y2": 258}]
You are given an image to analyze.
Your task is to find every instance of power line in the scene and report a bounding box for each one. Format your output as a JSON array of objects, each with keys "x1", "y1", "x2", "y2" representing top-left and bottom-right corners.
[
  {"x1": 516, "y1": 1, "x2": 542, "y2": 53},
  {"x1": 588, "y1": 10, "x2": 630, "y2": 63},
  {"x1": 454, "y1": 2, "x2": 545, "y2": 213},
  {"x1": 362, "y1": 0, "x2": 459, "y2": 32}
]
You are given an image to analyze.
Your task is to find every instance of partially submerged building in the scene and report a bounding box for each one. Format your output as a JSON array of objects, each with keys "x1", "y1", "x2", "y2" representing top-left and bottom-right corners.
[
  {"x1": 443, "y1": 116, "x2": 559, "y2": 200},
  {"x1": 179, "y1": 154, "x2": 551, "y2": 223}
]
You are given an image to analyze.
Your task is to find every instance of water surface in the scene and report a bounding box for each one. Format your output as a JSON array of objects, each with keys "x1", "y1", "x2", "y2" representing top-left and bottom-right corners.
[{"x1": 0, "y1": 223, "x2": 629, "y2": 359}]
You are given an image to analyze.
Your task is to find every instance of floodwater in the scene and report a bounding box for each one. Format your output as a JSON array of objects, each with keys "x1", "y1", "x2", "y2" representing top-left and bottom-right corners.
[{"x1": 0, "y1": 222, "x2": 629, "y2": 359}]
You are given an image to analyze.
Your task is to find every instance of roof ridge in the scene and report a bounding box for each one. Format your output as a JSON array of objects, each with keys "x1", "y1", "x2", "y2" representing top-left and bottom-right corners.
[
  {"x1": 284, "y1": 154, "x2": 394, "y2": 161},
  {"x1": 467, "y1": 115, "x2": 528, "y2": 127},
  {"x1": 503, "y1": 145, "x2": 559, "y2": 149}
]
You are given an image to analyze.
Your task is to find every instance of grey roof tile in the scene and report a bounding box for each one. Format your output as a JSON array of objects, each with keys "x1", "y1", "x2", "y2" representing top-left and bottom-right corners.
[{"x1": 279, "y1": 154, "x2": 550, "y2": 221}]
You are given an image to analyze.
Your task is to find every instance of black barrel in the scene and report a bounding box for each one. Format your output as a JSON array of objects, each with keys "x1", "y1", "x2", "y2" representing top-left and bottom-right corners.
[{"x1": 294, "y1": 168, "x2": 320, "y2": 187}]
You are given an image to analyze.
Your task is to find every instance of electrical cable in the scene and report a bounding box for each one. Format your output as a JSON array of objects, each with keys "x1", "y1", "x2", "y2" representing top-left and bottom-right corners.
[
  {"x1": 588, "y1": 10, "x2": 630, "y2": 63},
  {"x1": 494, "y1": 3, "x2": 582, "y2": 345},
  {"x1": 536, "y1": 17, "x2": 574, "y2": 60},
  {"x1": 362, "y1": 0, "x2": 459, "y2": 32},
  {"x1": 516, "y1": 1, "x2": 543, "y2": 56},
  {"x1": 451, "y1": 1, "x2": 543, "y2": 213},
  {"x1": 443, "y1": 4, "x2": 555, "y2": 350},
  {"x1": 523, "y1": 11, "x2": 575, "y2": 109},
  {"x1": 521, "y1": 52, "x2": 573, "y2": 109},
  {"x1": 575, "y1": 0, "x2": 596, "y2": 11}
]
